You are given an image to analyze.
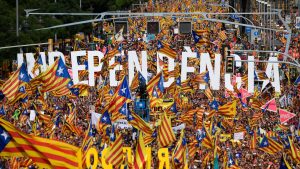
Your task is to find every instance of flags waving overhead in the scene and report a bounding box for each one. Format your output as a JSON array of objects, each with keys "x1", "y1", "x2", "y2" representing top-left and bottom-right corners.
[
  {"x1": 0, "y1": 118, "x2": 80, "y2": 168},
  {"x1": 279, "y1": 155, "x2": 292, "y2": 169},
  {"x1": 172, "y1": 129, "x2": 187, "y2": 167},
  {"x1": 217, "y1": 100, "x2": 237, "y2": 117},
  {"x1": 127, "y1": 109, "x2": 153, "y2": 135},
  {"x1": 2, "y1": 63, "x2": 30, "y2": 102},
  {"x1": 108, "y1": 77, "x2": 132, "y2": 122},
  {"x1": 259, "y1": 136, "x2": 283, "y2": 154},
  {"x1": 227, "y1": 153, "x2": 240, "y2": 169},
  {"x1": 105, "y1": 134, "x2": 124, "y2": 167},
  {"x1": 157, "y1": 41, "x2": 177, "y2": 60},
  {"x1": 98, "y1": 111, "x2": 112, "y2": 131},
  {"x1": 147, "y1": 72, "x2": 162, "y2": 95},
  {"x1": 157, "y1": 113, "x2": 176, "y2": 147},
  {"x1": 31, "y1": 57, "x2": 72, "y2": 95},
  {"x1": 288, "y1": 137, "x2": 300, "y2": 163},
  {"x1": 133, "y1": 133, "x2": 147, "y2": 169}
]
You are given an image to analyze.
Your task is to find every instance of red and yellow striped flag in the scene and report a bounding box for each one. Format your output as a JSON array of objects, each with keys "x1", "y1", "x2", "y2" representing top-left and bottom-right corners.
[
  {"x1": 204, "y1": 86, "x2": 214, "y2": 101},
  {"x1": 133, "y1": 133, "x2": 147, "y2": 169},
  {"x1": 101, "y1": 46, "x2": 119, "y2": 63},
  {"x1": 108, "y1": 77, "x2": 130, "y2": 122},
  {"x1": 2, "y1": 64, "x2": 28, "y2": 101},
  {"x1": 32, "y1": 58, "x2": 71, "y2": 94},
  {"x1": 219, "y1": 30, "x2": 227, "y2": 41},
  {"x1": 157, "y1": 41, "x2": 177, "y2": 60},
  {"x1": 157, "y1": 113, "x2": 176, "y2": 147},
  {"x1": 129, "y1": 111, "x2": 153, "y2": 135},
  {"x1": 105, "y1": 134, "x2": 124, "y2": 167},
  {"x1": 0, "y1": 118, "x2": 80, "y2": 169},
  {"x1": 146, "y1": 72, "x2": 162, "y2": 95},
  {"x1": 130, "y1": 72, "x2": 139, "y2": 91},
  {"x1": 259, "y1": 136, "x2": 283, "y2": 154},
  {"x1": 202, "y1": 126, "x2": 213, "y2": 149},
  {"x1": 217, "y1": 100, "x2": 237, "y2": 117},
  {"x1": 172, "y1": 129, "x2": 187, "y2": 166},
  {"x1": 288, "y1": 137, "x2": 300, "y2": 163},
  {"x1": 188, "y1": 140, "x2": 198, "y2": 159}
]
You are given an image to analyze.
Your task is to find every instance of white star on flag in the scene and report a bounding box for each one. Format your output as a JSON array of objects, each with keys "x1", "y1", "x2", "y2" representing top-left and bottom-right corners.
[
  {"x1": 57, "y1": 67, "x2": 64, "y2": 75},
  {"x1": 1, "y1": 131, "x2": 8, "y2": 140},
  {"x1": 229, "y1": 159, "x2": 233, "y2": 165},
  {"x1": 121, "y1": 107, "x2": 126, "y2": 113},
  {"x1": 158, "y1": 44, "x2": 162, "y2": 48},
  {"x1": 110, "y1": 133, "x2": 114, "y2": 138},
  {"x1": 19, "y1": 73, "x2": 24, "y2": 79},
  {"x1": 102, "y1": 117, "x2": 107, "y2": 122},
  {"x1": 264, "y1": 141, "x2": 268, "y2": 146},
  {"x1": 121, "y1": 87, "x2": 126, "y2": 94}
]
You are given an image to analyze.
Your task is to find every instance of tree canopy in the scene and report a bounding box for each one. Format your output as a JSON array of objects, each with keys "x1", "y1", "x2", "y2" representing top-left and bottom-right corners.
[{"x1": 0, "y1": 0, "x2": 138, "y2": 62}]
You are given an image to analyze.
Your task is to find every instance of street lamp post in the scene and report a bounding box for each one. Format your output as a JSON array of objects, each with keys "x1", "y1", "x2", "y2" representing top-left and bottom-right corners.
[{"x1": 16, "y1": 0, "x2": 19, "y2": 38}]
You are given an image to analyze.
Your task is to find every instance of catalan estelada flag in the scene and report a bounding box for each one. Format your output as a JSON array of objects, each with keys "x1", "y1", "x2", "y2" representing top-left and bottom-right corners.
[
  {"x1": 69, "y1": 83, "x2": 89, "y2": 97},
  {"x1": 193, "y1": 71, "x2": 210, "y2": 84},
  {"x1": 101, "y1": 45, "x2": 119, "y2": 63},
  {"x1": 197, "y1": 127, "x2": 213, "y2": 149},
  {"x1": 157, "y1": 40, "x2": 177, "y2": 60},
  {"x1": 188, "y1": 140, "x2": 198, "y2": 159},
  {"x1": 147, "y1": 72, "x2": 162, "y2": 95},
  {"x1": 279, "y1": 154, "x2": 292, "y2": 169},
  {"x1": 143, "y1": 131, "x2": 157, "y2": 146},
  {"x1": 217, "y1": 100, "x2": 237, "y2": 117},
  {"x1": 219, "y1": 30, "x2": 227, "y2": 41},
  {"x1": 172, "y1": 129, "x2": 187, "y2": 167},
  {"x1": 105, "y1": 134, "x2": 124, "y2": 167},
  {"x1": 149, "y1": 86, "x2": 163, "y2": 108},
  {"x1": 32, "y1": 57, "x2": 72, "y2": 95},
  {"x1": 127, "y1": 109, "x2": 153, "y2": 135},
  {"x1": 133, "y1": 133, "x2": 147, "y2": 169},
  {"x1": 259, "y1": 136, "x2": 283, "y2": 154},
  {"x1": 130, "y1": 72, "x2": 140, "y2": 90},
  {"x1": 0, "y1": 118, "x2": 80, "y2": 169},
  {"x1": 288, "y1": 137, "x2": 300, "y2": 163},
  {"x1": 98, "y1": 110, "x2": 112, "y2": 132},
  {"x1": 32, "y1": 54, "x2": 43, "y2": 74},
  {"x1": 108, "y1": 76, "x2": 132, "y2": 122},
  {"x1": 157, "y1": 113, "x2": 176, "y2": 147},
  {"x1": 227, "y1": 153, "x2": 240, "y2": 169},
  {"x1": 192, "y1": 30, "x2": 210, "y2": 45},
  {"x1": 2, "y1": 63, "x2": 30, "y2": 102},
  {"x1": 204, "y1": 86, "x2": 214, "y2": 101}
]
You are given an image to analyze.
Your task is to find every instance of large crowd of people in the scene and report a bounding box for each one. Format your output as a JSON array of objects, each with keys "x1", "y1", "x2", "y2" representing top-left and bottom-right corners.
[{"x1": 0, "y1": 0, "x2": 300, "y2": 168}]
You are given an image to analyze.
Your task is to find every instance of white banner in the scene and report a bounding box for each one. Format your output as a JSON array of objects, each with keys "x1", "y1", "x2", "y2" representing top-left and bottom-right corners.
[
  {"x1": 234, "y1": 132, "x2": 244, "y2": 140},
  {"x1": 114, "y1": 119, "x2": 132, "y2": 129}
]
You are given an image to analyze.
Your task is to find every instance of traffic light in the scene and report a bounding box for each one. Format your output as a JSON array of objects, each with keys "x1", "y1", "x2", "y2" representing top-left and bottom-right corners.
[{"x1": 226, "y1": 56, "x2": 234, "y2": 74}]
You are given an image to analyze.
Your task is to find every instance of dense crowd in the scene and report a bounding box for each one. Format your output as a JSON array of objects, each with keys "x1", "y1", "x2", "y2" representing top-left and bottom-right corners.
[{"x1": 0, "y1": 0, "x2": 300, "y2": 169}]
